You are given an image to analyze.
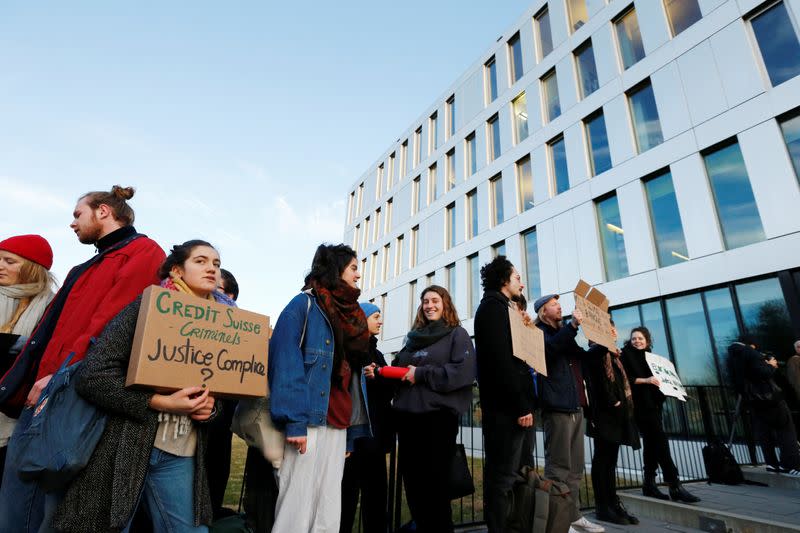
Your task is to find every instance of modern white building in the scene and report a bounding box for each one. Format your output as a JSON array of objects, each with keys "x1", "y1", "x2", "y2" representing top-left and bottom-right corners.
[{"x1": 343, "y1": 0, "x2": 800, "y2": 389}]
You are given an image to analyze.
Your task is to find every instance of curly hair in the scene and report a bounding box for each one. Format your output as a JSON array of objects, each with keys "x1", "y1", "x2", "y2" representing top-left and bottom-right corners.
[
  {"x1": 480, "y1": 255, "x2": 514, "y2": 292},
  {"x1": 412, "y1": 285, "x2": 461, "y2": 329}
]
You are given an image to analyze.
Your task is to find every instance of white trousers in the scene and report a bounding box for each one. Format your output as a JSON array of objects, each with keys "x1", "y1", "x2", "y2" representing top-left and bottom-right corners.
[{"x1": 273, "y1": 426, "x2": 347, "y2": 533}]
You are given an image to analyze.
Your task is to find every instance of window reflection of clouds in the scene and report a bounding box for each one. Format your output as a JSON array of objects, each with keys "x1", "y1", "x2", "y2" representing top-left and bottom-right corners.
[
  {"x1": 751, "y1": 2, "x2": 800, "y2": 86},
  {"x1": 644, "y1": 172, "x2": 689, "y2": 267},
  {"x1": 666, "y1": 294, "x2": 719, "y2": 385}
]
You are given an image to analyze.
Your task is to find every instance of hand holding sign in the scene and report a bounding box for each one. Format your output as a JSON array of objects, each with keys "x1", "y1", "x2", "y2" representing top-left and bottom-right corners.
[
  {"x1": 645, "y1": 352, "x2": 687, "y2": 401},
  {"x1": 573, "y1": 280, "x2": 616, "y2": 352}
]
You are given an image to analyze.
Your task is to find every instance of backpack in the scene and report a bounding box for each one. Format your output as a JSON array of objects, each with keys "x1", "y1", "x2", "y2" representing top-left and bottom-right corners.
[
  {"x1": 702, "y1": 438, "x2": 744, "y2": 485},
  {"x1": 507, "y1": 465, "x2": 573, "y2": 533}
]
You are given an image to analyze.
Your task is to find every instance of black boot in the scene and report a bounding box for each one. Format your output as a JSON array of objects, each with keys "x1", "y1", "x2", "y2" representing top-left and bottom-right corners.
[
  {"x1": 642, "y1": 474, "x2": 669, "y2": 500},
  {"x1": 614, "y1": 497, "x2": 639, "y2": 525},
  {"x1": 669, "y1": 481, "x2": 700, "y2": 503},
  {"x1": 595, "y1": 505, "x2": 630, "y2": 525}
]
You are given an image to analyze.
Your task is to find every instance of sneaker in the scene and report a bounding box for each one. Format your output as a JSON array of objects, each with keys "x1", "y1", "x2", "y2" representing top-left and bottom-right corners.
[
  {"x1": 572, "y1": 516, "x2": 606, "y2": 532},
  {"x1": 568, "y1": 528, "x2": 580, "y2": 533},
  {"x1": 766, "y1": 464, "x2": 787, "y2": 473},
  {"x1": 782, "y1": 469, "x2": 800, "y2": 477}
]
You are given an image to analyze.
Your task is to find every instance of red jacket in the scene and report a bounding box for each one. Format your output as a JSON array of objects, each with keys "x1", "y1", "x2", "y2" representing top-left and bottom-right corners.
[{"x1": 35, "y1": 235, "x2": 165, "y2": 379}]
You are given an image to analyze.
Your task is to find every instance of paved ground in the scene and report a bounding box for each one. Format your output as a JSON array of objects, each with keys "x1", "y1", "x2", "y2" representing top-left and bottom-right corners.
[{"x1": 455, "y1": 513, "x2": 707, "y2": 532}]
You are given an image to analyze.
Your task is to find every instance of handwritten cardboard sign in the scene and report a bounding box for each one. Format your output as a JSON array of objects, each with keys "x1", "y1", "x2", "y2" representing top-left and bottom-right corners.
[
  {"x1": 645, "y1": 352, "x2": 687, "y2": 401},
  {"x1": 508, "y1": 308, "x2": 547, "y2": 376},
  {"x1": 126, "y1": 286, "x2": 270, "y2": 399},
  {"x1": 573, "y1": 279, "x2": 616, "y2": 352}
]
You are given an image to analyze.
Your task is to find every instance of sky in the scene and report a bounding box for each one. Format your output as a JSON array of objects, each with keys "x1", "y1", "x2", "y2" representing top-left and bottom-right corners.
[{"x1": 0, "y1": 1, "x2": 528, "y2": 319}]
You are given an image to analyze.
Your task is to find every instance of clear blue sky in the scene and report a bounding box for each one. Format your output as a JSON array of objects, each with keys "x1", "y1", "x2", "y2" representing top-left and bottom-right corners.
[{"x1": 0, "y1": 1, "x2": 527, "y2": 318}]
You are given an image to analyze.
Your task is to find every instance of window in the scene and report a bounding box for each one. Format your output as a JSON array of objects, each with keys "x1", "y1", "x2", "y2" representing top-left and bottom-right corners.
[
  {"x1": 549, "y1": 136, "x2": 570, "y2": 195},
  {"x1": 348, "y1": 191, "x2": 355, "y2": 223},
  {"x1": 516, "y1": 155, "x2": 534, "y2": 212},
  {"x1": 374, "y1": 208, "x2": 382, "y2": 242},
  {"x1": 376, "y1": 164, "x2": 384, "y2": 199},
  {"x1": 508, "y1": 32, "x2": 524, "y2": 83},
  {"x1": 468, "y1": 254, "x2": 480, "y2": 316},
  {"x1": 542, "y1": 69, "x2": 561, "y2": 122},
  {"x1": 666, "y1": 293, "x2": 718, "y2": 385},
  {"x1": 408, "y1": 280, "x2": 417, "y2": 326},
  {"x1": 446, "y1": 263, "x2": 456, "y2": 293},
  {"x1": 426, "y1": 272, "x2": 435, "y2": 286},
  {"x1": 357, "y1": 183, "x2": 364, "y2": 214},
  {"x1": 596, "y1": 194, "x2": 629, "y2": 281},
  {"x1": 643, "y1": 171, "x2": 689, "y2": 266},
  {"x1": 615, "y1": 6, "x2": 645, "y2": 69},
  {"x1": 492, "y1": 240, "x2": 506, "y2": 257},
  {"x1": 410, "y1": 225, "x2": 419, "y2": 267},
  {"x1": 446, "y1": 149, "x2": 456, "y2": 191},
  {"x1": 612, "y1": 301, "x2": 671, "y2": 359},
  {"x1": 379, "y1": 294, "x2": 387, "y2": 340},
  {"x1": 360, "y1": 258, "x2": 367, "y2": 290},
  {"x1": 512, "y1": 92, "x2": 529, "y2": 144},
  {"x1": 395, "y1": 235, "x2": 405, "y2": 275},
  {"x1": 567, "y1": 0, "x2": 589, "y2": 32},
  {"x1": 382, "y1": 244, "x2": 391, "y2": 283},
  {"x1": 490, "y1": 174, "x2": 504, "y2": 226},
  {"x1": 385, "y1": 198, "x2": 393, "y2": 234},
  {"x1": 735, "y1": 277, "x2": 793, "y2": 355},
  {"x1": 466, "y1": 132, "x2": 478, "y2": 175},
  {"x1": 628, "y1": 80, "x2": 663, "y2": 153},
  {"x1": 446, "y1": 95, "x2": 456, "y2": 139},
  {"x1": 584, "y1": 110, "x2": 612, "y2": 176},
  {"x1": 485, "y1": 56, "x2": 498, "y2": 104},
  {"x1": 429, "y1": 112, "x2": 439, "y2": 154},
  {"x1": 467, "y1": 188, "x2": 479, "y2": 238},
  {"x1": 353, "y1": 224, "x2": 360, "y2": 252},
  {"x1": 446, "y1": 203, "x2": 457, "y2": 250},
  {"x1": 664, "y1": 0, "x2": 702, "y2": 37},
  {"x1": 575, "y1": 40, "x2": 599, "y2": 99},
  {"x1": 780, "y1": 113, "x2": 800, "y2": 182},
  {"x1": 400, "y1": 140, "x2": 408, "y2": 177},
  {"x1": 487, "y1": 114, "x2": 501, "y2": 161},
  {"x1": 387, "y1": 153, "x2": 395, "y2": 191},
  {"x1": 428, "y1": 163, "x2": 437, "y2": 203},
  {"x1": 522, "y1": 228, "x2": 541, "y2": 302},
  {"x1": 363, "y1": 216, "x2": 371, "y2": 249},
  {"x1": 414, "y1": 127, "x2": 422, "y2": 167},
  {"x1": 750, "y1": 1, "x2": 800, "y2": 87},
  {"x1": 702, "y1": 141, "x2": 765, "y2": 249},
  {"x1": 535, "y1": 6, "x2": 554, "y2": 59},
  {"x1": 412, "y1": 176, "x2": 421, "y2": 214}
]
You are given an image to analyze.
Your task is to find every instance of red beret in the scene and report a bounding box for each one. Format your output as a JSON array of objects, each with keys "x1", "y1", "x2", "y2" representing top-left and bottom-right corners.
[{"x1": 0, "y1": 234, "x2": 54, "y2": 270}]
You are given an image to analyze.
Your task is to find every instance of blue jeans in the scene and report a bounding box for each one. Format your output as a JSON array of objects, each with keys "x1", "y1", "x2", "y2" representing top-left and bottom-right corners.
[
  {"x1": 0, "y1": 407, "x2": 48, "y2": 532},
  {"x1": 123, "y1": 448, "x2": 208, "y2": 533}
]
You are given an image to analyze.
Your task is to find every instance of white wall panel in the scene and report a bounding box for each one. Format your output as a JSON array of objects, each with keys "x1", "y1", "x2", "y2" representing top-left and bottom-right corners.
[{"x1": 676, "y1": 41, "x2": 727, "y2": 125}]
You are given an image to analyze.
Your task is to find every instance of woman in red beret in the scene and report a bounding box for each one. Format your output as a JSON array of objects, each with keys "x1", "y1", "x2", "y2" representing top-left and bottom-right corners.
[{"x1": 0, "y1": 234, "x2": 57, "y2": 486}]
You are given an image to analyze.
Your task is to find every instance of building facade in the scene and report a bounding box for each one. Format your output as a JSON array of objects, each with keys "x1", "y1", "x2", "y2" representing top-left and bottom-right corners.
[{"x1": 343, "y1": 0, "x2": 800, "y2": 388}]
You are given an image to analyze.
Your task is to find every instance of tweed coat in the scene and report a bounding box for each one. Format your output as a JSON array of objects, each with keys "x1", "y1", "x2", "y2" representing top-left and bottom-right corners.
[{"x1": 51, "y1": 297, "x2": 215, "y2": 533}]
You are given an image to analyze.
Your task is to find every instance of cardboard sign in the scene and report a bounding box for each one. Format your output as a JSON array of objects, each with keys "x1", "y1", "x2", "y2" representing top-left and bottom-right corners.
[
  {"x1": 645, "y1": 352, "x2": 687, "y2": 401},
  {"x1": 508, "y1": 308, "x2": 547, "y2": 376},
  {"x1": 126, "y1": 286, "x2": 270, "y2": 399},
  {"x1": 573, "y1": 280, "x2": 616, "y2": 352}
]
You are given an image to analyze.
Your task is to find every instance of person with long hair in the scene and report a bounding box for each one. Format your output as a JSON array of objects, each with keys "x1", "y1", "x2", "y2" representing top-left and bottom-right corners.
[
  {"x1": 620, "y1": 327, "x2": 699, "y2": 503},
  {"x1": 391, "y1": 285, "x2": 476, "y2": 533},
  {"x1": 51, "y1": 240, "x2": 233, "y2": 532},
  {"x1": 269, "y1": 243, "x2": 371, "y2": 533},
  {"x1": 0, "y1": 234, "x2": 56, "y2": 486}
]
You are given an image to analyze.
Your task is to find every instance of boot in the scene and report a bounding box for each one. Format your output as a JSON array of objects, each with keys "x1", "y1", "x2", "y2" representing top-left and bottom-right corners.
[
  {"x1": 614, "y1": 497, "x2": 639, "y2": 525},
  {"x1": 641, "y1": 474, "x2": 669, "y2": 500},
  {"x1": 668, "y1": 481, "x2": 700, "y2": 503},
  {"x1": 595, "y1": 505, "x2": 630, "y2": 525}
]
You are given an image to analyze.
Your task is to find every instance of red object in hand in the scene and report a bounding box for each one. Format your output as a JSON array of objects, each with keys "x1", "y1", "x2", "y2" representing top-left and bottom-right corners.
[{"x1": 378, "y1": 366, "x2": 409, "y2": 379}]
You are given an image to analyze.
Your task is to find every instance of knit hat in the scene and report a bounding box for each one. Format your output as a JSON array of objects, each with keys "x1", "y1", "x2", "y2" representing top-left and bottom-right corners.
[
  {"x1": 0, "y1": 234, "x2": 54, "y2": 270},
  {"x1": 359, "y1": 302, "x2": 381, "y2": 319}
]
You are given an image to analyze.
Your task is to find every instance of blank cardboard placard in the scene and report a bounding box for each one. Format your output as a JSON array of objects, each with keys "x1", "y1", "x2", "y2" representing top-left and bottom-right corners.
[
  {"x1": 573, "y1": 279, "x2": 616, "y2": 352},
  {"x1": 645, "y1": 352, "x2": 687, "y2": 401},
  {"x1": 126, "y1": 286, "x2": 270, "y2": 399},
  {"x1": 508, "y1": 308, "x2": 547, "y2": 376}
]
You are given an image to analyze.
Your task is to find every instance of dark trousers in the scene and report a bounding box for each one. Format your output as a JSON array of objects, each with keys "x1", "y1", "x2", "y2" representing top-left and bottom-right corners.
[
  {"x1": 0, "y1": 445, "x2": 6, "y2": 489},
  {"x1": 206, "y1": 398, "x2": 237, "y2": 518},
  {"x1": 243, "y1": 446, "x2": 278, "y2": 533},
  {"x1": 751, "y1": 400, "x2": 800, "y2": 470},
  {"x1": 396, "y1": 410, "x2": 457, "y2": 533},
  {"x1": 636, "y1": 407, "x2": 678, "y2": 482},
  {"x1": 591, "y1": 438, "x2": 620, "y2": 510},
  {"x1": 340, "y1": 437, "x2": 388, "y2": 533},
  {"x1": 482, "y1": 411, "x2": 528, "y2": 533}
]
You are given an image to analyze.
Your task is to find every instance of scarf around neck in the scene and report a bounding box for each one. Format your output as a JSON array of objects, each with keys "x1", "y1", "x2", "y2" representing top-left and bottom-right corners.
[
  {"x1": 160, "y1": 274, "x2": 237, "y2": 307},
  {"x1": 0, "y1": 284, "x2": 54, "y2": 336},
  {"x1": 308, "y1": 279, "x2": 369, "y2": 388},
  {"x1": 404, "y1": 319, "x2": 455, "y2": 353},
  {"x1": 604, "y1": 351, "x2": 633, "y2": 402}
]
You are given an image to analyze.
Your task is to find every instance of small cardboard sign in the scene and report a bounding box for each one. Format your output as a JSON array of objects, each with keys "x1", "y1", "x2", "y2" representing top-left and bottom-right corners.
[
  {"x1": 126, "y1": 286, "x2": 270, "y2": 399},
  {"x1": 508, "y1": 308, "x2": 547, "y2": 376},
  {"x1": 573, "y1": 279, "x2": 616, "y2": 352},
  {"x1": 645, "y1": 352, "x2": 687, "y2": 401}
]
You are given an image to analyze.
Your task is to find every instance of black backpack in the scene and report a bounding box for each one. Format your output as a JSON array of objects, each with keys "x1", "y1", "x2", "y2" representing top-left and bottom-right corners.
[{"x1": 702, "y1": 395, "x2": 744, "y2": 485}]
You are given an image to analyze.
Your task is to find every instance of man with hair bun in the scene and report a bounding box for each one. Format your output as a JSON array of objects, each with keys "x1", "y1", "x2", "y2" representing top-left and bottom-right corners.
[{"x1": 0, "y1": 185, "x2": 165, "y2": 532}]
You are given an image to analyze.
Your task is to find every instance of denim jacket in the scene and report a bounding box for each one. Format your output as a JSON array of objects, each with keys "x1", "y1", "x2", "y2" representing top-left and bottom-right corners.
[{"x1": 268, "y1": 291, "x2": 371, "y2": 451}]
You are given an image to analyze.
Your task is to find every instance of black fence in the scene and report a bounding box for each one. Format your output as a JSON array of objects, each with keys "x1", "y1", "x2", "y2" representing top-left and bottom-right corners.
[{"x1": 364, "y1": 384, "x2": 764, "y2": 532}]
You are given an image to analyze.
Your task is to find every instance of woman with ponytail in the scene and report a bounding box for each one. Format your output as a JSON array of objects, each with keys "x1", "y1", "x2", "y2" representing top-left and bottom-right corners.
[
  {"x1": 0, "y1": 234, "x2": 56, "y2": 486},
  {"x1": 53, "y1": 240, "x2": 232, "y2": 533},
  {"x1": 269, "y1": 243, "x2": 371, "y2": 533}
]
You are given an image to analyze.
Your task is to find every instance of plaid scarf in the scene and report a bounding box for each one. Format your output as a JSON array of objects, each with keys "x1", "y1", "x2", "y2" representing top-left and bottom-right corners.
[{"x1": 309, "y1": 279, "x2": 370, "y2": 389}]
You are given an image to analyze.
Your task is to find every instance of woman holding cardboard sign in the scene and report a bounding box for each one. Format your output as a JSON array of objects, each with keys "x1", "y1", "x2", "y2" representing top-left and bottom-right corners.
[
  {"x1": 268, "y1": 243, "x2": 372, "y2": 533},
  {"x1": 53, "y1": 240, "x2": 235, "y2": 533}
]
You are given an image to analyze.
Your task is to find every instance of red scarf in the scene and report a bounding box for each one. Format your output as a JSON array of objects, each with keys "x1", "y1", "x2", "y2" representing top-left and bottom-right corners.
[{"x1": 309, "y1": 279, "x2": 370, "y2": 389}]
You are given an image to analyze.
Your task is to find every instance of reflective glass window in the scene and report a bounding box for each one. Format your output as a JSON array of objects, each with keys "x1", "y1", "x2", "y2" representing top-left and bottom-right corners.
[
  {"x1": 492, "y1": 241, "x2": 506, "y2": 257},
  {"x1": 446, "y1": 149, "x2": 456, "y2": 191},
  {"x1": 523, "y1": 228, "x2": 541, "y2": 301},
  {"x1": 596, "y1": 194, "x2": 629, "y2": 281},
  {"x1": 575, "y1": 40, "x2": 599, "y2": 99},
  {"x1": 536, "y1": 7, "x2": 554, "y2": 59},
  {"x1": 447, "y1": 263, "x2": 456, "y2": 293},
  {"x1": 780, "y1": 114, "x2": 800, "y2": 182},
  {"x1": 751, "y1": 2, "x2": 800, "y2": 86},
  {"x1": 704, "y1": 288, "x2": 739, "y2": 381},
  {"x1": 513, "y1": 93, "x2": 529, "y2": 144},
  {"x1": 485, "y1": 56, "x2": 498, "y2": 103},
  {"x1": 735, "y1": 277, "x2": 793, "y2": 356},
  {"x1": 628, "y1": 81, "x2": 663, "y2": 152},
  {"x1": 488, "y1": 114, "x2": 501, "y2": 161},
  {"x1": 542, "y1": 69, "x2": 561, "y2": 122},
  {"x1": 666, "y1": 294, "x2": 719, "y2": 385},
  {"x1": 446, "y1": 203, "x2": 457, "y2": 250},
  {"x1": 585, "y1": 111, "x2": 612, "y2": 176},
  {"x1": 469, "y1": 254, "x2": 481, "y2": 316},
  {"x1": 550, "y1": 136, "x2": 570, "y2": 195},
  {"x1": 509, "y1": 33, "x2": 524, "y2": 83},
  {"x1": 467, "y1": 189, "x2": 479, "y2": 238},
  {"x1": 466, "y1": 132, "x2": 477, "y2": 176},
  {"x1": 446, "y1": 95, "x2": 456, "y2": 138},
  {"x1": 664, "y1": 0, "x2": 702, "y2": 36},
  {"x1": 615, "y1": 7, "x2": 645, "y2": 69},
  {"x1": 517, "y1": 155, "x2": 534, "y2": 212},
  {"x1": 641, "y1": 301, "x2": 670, "y2": 357},
  {"x1": 491, "y1": 175, "x2": 504, "y2": 226},
  {"x1": 428, "y1": 164, "x2": 437, "y2": 202},
  {"x1": 567, "y1": 0, "x2": 589, "y2": 32},
  {"x1": 644, "y1": 171, "x2": 689, "y2": 266}
]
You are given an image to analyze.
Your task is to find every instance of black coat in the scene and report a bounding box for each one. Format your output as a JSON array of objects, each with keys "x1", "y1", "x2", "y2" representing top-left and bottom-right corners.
[
  {"x1": 365, "y1": 336, "x2": 396, "y2": 452},
  {"x1": 474, "y1": 290, "x2": 537, "y2": 418},
  {"x1": 620, "y1": 343, "x2": 665, "y2": 414},
  {"x1": 584, "y1": 352, "x2": 640, "y2": 448}
]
